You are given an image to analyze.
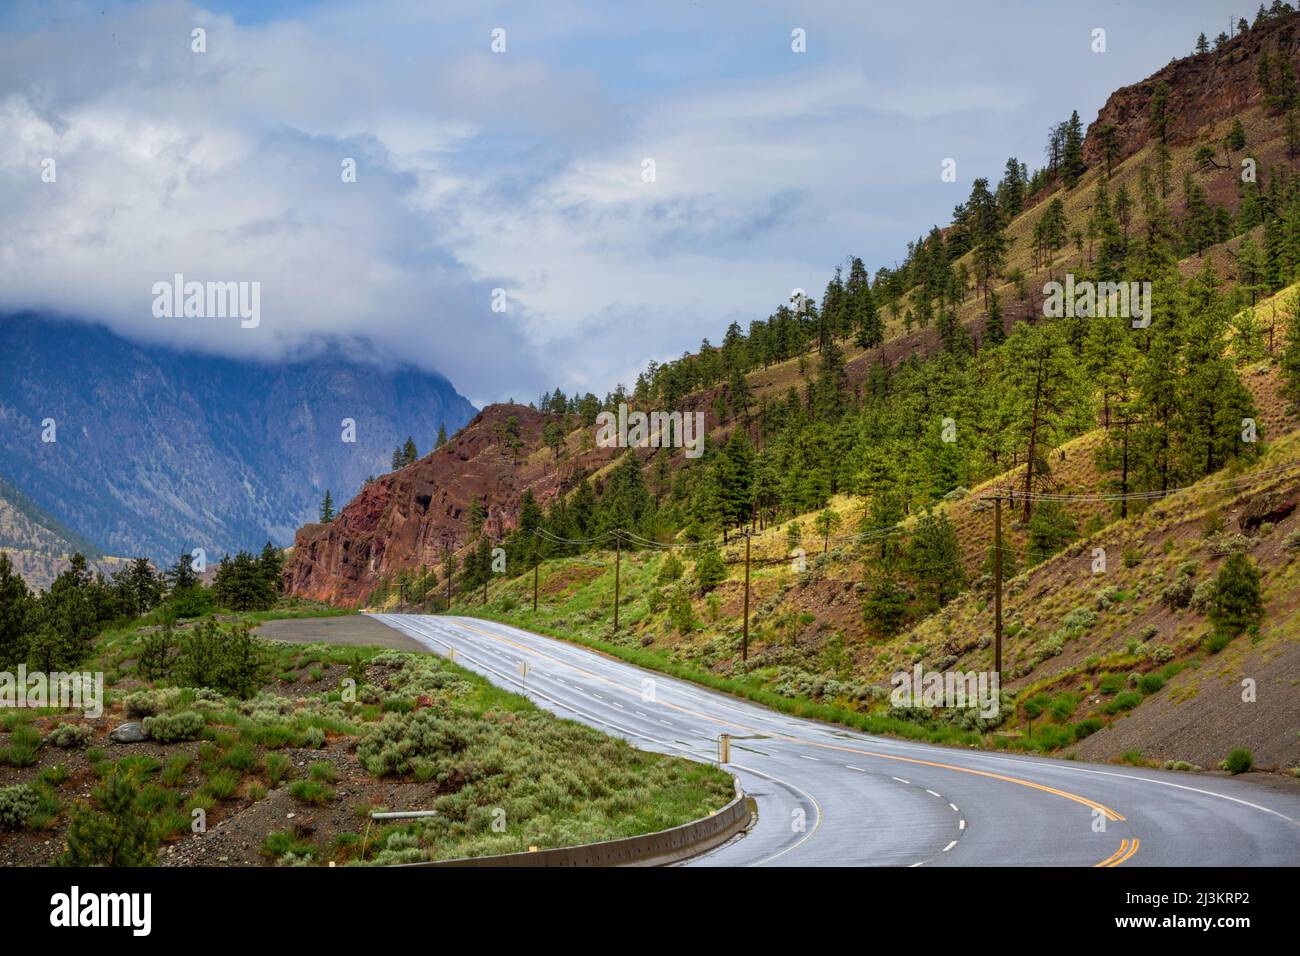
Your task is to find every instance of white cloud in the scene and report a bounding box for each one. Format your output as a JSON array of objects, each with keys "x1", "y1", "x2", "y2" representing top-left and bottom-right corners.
[{"x1": 0, "y1": 0, "x2": 1242, "y2": 403}]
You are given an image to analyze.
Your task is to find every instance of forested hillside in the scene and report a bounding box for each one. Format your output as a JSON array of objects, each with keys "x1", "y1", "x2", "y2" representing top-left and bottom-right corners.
[{"x1": 288, "y1": 8, "x2": 1300, "y2": 771}]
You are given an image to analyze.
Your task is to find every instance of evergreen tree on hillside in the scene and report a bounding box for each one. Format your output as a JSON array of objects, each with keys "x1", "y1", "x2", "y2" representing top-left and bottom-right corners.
[
  {"x1": 402, "y1": 437, "x2": 419, "y2": 466},
  {"x1": 983, "y1": 291, "x2": 1005, "y2": 346},
  {"x1": 166, "y1": 552, "x2": 200, "y2": 592},
  {"x1": 319, "y1": 489, "x2": 335, "y2": 524},
  {"x1": 436, "y1": 422, "x2": 448, "y2": 448},
  {"x1": 1001, "y1": 322, "x2": 1085, "y2": 520},
  {"x1": 906, "y1": 511, "x2": 964, "y2": 610},
  {"x1": 1149, "y1": 81, "x2": 1170, "y2": 146},
  {"x1": 1282, "y1": 291, "x2": 1300, "y2": 402},
  {"x1": 27, "y1": 556, "x2": 97, "y2": 671},
  {"x1": 1061, "y1": 110, "x2": 1086, "y2": 187},
  {"x1": 0, "y1": 552, "x2": 33, "y2": 669},
  {"x1": 391, "y1": 446, "x2": 404, "y2": 470}
]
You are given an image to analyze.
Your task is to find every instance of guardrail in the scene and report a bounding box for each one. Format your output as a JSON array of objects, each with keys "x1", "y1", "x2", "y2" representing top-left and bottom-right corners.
[{"x1": 399, "y1": 784, "x2": 755, "y2": 868}]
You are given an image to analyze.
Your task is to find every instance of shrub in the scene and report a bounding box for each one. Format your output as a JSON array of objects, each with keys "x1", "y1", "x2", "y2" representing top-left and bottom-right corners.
[
  {"x1": 1104, "y1": 691, "x2": 1143, "y2": 714},
  {"x1": 308, "y1": 761, "x2": 338, "y2": 783},
  {"x1": 1061, "y1": 607, "x2": 1098, "y2": 632},
  {"x1": 1222, "y1": 748, "x2": 1253, "y2": 774},
  {"x1": 1137, "y1": 673, "x2": 1165, "y2": 695},
  {"x1": 1148, "y1": 644, "x2": 1174, "y2": 663},
  {"x1": 288, "y1": 779, "x2": 334, "y2": 805},
  {"x1": 59, "y1": 772, "x2": 156, "y2": 866},
  {"x1": 48, "y1": 723, "x2": 93, "y2": 748},
  {"x1": 1, "y1": 726, "x2": 42, "y2": 766},
  {"x1": 201, "y1": 770, "x2": 240, "y2": 800},
  {"x1": 142, "y1": 710, "x2": 206, "y2": 743},
  {"x1": 0, "y1": 784, "x2": 40, "y2": 829},
  {"x1": 1098, "y1": 673, "x2": 1124, "y2": 694},
  {"x1": 1073, "y1": 718, "x2": 1104, "y2": 739},
  {"x1": 124, "y1": 688, "x2": 183, "y2": 718},
  {"x1": 1189, "y1": 579, "x2": 1216, "y2": 614},
  {"x1": 356, "y1": 710, "x2": 469, "y2": 778},
  {"x1": 657, "y1": 552, "x2": 684, "y2": 584},
  {"x1": 668, "y1": 585, "x2": 696, "y2": 635},
  {"x1": 1159, "y1": 576, "x2": 1195, "y2": 610},
  {"x1": 302, "y1": 726, "x2": 327, "y2": 749},
  {"x1": 265, "y1": 753, "x2": 292, "y2": 786},
  {"x1": 1203, "y1": 631, "x2": 1232, "y2": 654}
]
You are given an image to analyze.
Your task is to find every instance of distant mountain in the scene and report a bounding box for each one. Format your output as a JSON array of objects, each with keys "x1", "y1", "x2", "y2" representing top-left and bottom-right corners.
[
  {"x1": 0, "y1": 313, "x2": 476, "y2": 566},
  {"x1": 0, "y1": 470, "x2": 127, "y2": 590}
]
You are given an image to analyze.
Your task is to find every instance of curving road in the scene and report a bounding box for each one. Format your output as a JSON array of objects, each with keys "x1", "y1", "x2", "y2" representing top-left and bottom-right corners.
[{"x1": 370, "y1": 614, "x2": 1300, "y2": 867}]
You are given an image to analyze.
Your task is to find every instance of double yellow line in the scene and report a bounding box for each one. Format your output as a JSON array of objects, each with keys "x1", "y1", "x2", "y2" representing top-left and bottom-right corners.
[{"x1": 1096, "y1": 838, "x2": 1140, "y2": 867}]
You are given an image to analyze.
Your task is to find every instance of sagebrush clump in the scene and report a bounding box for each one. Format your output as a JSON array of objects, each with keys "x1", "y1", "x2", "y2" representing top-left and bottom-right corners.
[
  {"x1": 0, "y1": 784, "x2": 40, "y2": 829},
  {"x1": 142, "y1": 710, "x2": 206, "y2": 743}
]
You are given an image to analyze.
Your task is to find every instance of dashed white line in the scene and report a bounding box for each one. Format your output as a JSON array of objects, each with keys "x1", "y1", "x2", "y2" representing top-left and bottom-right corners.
[
  {"x1": 892, "y1": 777, "x2": 910, "y2": 785},
  {"x1": 845, "y1": 765, "x2": 866, "y2": 772},
  {"x1": 959, "y1": 820, "x2": 966, "y2": 830},
  {"x1": 949, "y1": 803, "x2": 959, "y2": 812},
  {"x1": 942, "y1": 840, "x2": 957, "y2": 853},
  {"x1": 800, "y1": 755, "x2": 820, "y2": 762},
  {"x1": 635, "y1": 712, "x2": 648, "y2": 718},
  {"x1": 925, "y1": 789, "x2": 942, "y2": 798}
]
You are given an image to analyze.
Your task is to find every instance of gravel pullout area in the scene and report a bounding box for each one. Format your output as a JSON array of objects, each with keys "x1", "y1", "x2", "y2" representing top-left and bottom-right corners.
[{"x1": 254, "y1": 615, "x2": 428, "y2": 652}]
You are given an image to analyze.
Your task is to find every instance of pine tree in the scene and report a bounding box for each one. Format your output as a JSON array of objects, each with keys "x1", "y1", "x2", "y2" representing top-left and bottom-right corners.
[
  {"x1": 1149, "y1": 81, "x2": 1170, "y2": 146},
  {"x1": 982, "y1": 291, "x2": 1005, "y2": 346},
  {"x1": 694, "y1": 545, "x2": 726, "y2": 594},
  {"x1": 0, "y1": 552, "x2": 33, "y2": 669},
  {"x1": 906, "y1": 510, "x2": 964, "y2": 610},
  {"x1": 1282, "y1": 290, "x2": 1300, "y2": 402},
  {"x1": 1061, "y1": 110, "x2": 1086, "y2": 187},
  {"x1": 813, "y1": 507, "x2": 842, "y2": 553},
  {"x1": 436, "y1": 422, "x2": 448, "y2": 448},
  {"x1": 402, "y1": 437, "x2": 418, "y2": 466},
  {"x1": 1001, "y1": 322, "x2": 1083, "y2": 520},
  {"x1": 319, "y1": 489, "x2": 335, "y2": 524},
  {"x1": 1208, "y1": 552, "x2": 1263, "y2": 636}
]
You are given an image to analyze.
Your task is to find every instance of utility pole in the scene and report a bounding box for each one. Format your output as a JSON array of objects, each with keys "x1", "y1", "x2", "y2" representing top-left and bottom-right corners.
[
  {"x1": 742, "y1": 529, "x2": 751, "y2": 662},
  {"x1": 613, "y1": 531, "x2": 622, "y2": 631},
  {"x1": 993, "y1": 491, "x2": 1003, "y2": 678},
  {"x1": 532, "y1": 534, "x2": 539, "y2": 612}
]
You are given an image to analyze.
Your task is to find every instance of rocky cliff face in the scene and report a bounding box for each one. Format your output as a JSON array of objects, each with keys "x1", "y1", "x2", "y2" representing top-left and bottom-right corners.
[
  {"x1": 1083, "y1": 12, "x2": 1300, "y2": 165},
  {"x1": 285, "y1": 405, "x2": 561, "y2": 605}
]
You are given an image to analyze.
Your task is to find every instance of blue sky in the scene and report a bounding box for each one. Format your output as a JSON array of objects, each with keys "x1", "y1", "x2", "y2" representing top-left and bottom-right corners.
[{"x1": 0, "y1": 0, "x2": 1246, "y2": 404}]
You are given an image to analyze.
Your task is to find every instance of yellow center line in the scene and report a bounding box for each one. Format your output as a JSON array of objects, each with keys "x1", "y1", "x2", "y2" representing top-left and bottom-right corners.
[
  {"x1": 451, "y1": 617, "x2": 1134, "y2": 862},
  {"x1": 1095, "y1": 840, "x2": 1129, "y2": 867}
]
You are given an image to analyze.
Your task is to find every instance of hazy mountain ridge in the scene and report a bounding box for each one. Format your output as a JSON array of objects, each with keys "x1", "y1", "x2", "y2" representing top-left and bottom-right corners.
[{"x1": 0, "y1": 313, "x2": 477, "y2": 568}]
